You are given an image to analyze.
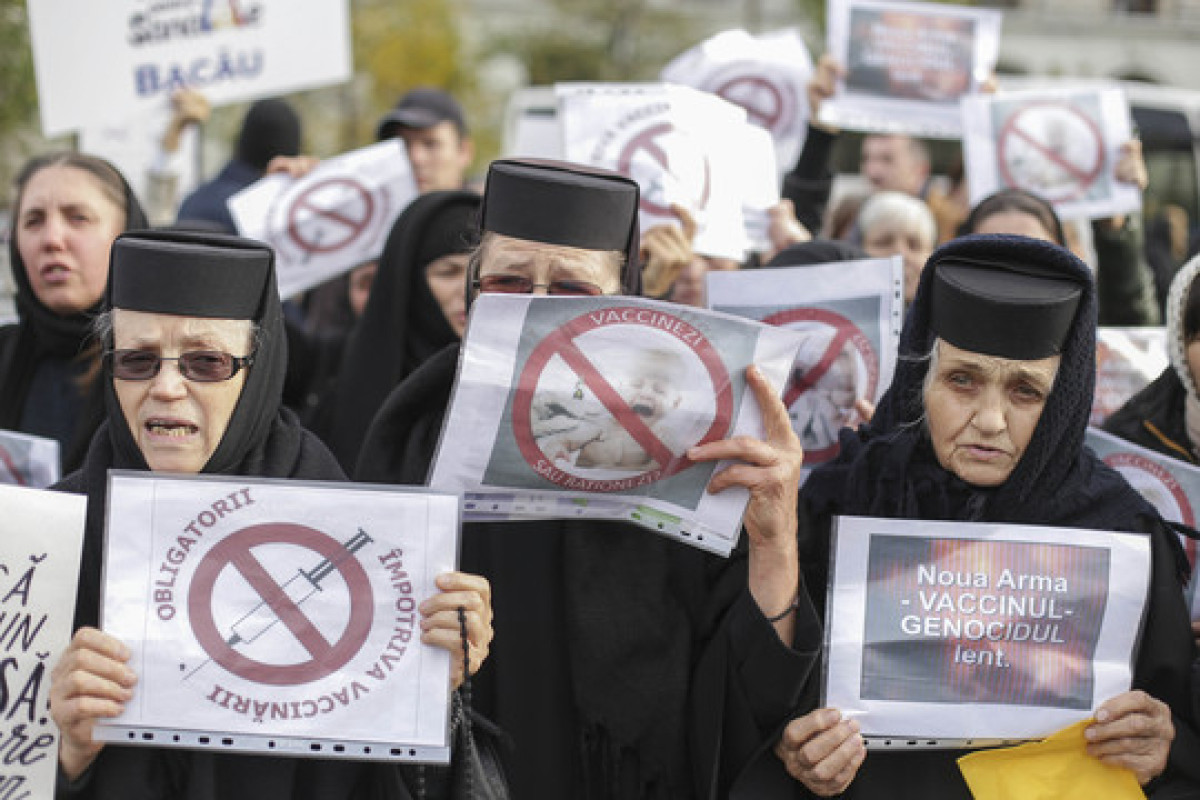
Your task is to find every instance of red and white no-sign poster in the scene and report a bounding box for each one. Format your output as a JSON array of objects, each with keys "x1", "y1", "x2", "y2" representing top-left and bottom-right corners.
[{"x1": 97, "y1": 472, "x2": 459, "y2": 763}]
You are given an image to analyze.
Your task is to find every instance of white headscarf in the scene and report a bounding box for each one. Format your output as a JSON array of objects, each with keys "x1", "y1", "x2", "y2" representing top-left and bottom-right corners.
[{"x1": 1164, "y1": 253, "x2": 1200, "y2": 455}]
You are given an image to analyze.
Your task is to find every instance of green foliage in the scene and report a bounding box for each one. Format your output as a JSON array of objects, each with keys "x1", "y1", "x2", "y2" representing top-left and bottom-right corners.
[{"x1": 0, "y1": 0, "x2": 38, "y2": 140}]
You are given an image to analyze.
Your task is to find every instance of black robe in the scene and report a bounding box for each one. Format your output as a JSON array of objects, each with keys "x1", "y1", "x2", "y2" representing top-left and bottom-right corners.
[
  {"x1": 794, "y1": 234, "x2": 1200, "y2": 798},
  {"x1": 53, "y1": 245, "x2": 497, "y2": 800},
  {"x1": 356, "y1": 343, "x2": 817, "y2": 800}
]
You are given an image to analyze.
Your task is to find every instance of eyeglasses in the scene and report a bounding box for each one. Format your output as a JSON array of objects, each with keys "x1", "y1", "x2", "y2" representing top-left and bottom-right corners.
[
  {"x1": 473, "y1": 274, "x2": 605, "y2": 297},
  {"x1": 107, "y1": 350, "x2": 255, "y2": 383}
]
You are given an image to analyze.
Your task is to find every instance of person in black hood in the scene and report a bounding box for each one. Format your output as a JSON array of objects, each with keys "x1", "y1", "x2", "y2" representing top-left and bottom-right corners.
[
  {"x1": 357, "y1": 159, "x2": 814, "y2": 800},
  {"x1": 313, "y1": 190, "x2": 479, "y2": 471},
  {"x1": 776, "y1": 234, "x2": 1199, "y2": 798},
  {"x1": 0, "y1": 152, "x2": 148, "y2": 473},
  {"x1": 176, "y1": 98, "x2": 301, "y2": 233},
  {"x1": 49, "y1": 230, "x2": 500, "y2": 800}
]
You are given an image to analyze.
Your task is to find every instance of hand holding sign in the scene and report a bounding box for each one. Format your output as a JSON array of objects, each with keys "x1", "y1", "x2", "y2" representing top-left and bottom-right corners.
[
  {"x1": 1085, "y1": 690, "x2": 1172, "y2": 786},
  {"x1": 418, "y1": 572, "x2": 494, "y2": 690},
  {"x1": 50, "y1": 627, "x2": 136, "y2": 782},
  {"x1": 775, "y1": 708, "x2": 866, "y2": 797}
]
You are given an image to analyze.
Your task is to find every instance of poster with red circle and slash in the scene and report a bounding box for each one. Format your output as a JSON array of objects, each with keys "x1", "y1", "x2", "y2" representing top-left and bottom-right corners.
[
  {"x1": 0, "y1": 429, "x2": 60, "y2": 489},
  {"x1": 962, "y1": 86, "x2": 1141, "y2": 221},
  {"x1": 707, "y1": 256, "x2": 903, "y2": 479},
  {"x1": 428, "y1": 295, "x2": 805, "y2": 556},
  {"x1": 96, "y1": 472, "x2": 459, "y2": 762}
]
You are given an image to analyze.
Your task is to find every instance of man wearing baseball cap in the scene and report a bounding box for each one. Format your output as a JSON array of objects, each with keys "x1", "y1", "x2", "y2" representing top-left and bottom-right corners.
[{"x1": 377, "y1": 87, "x2": 474, "y2": 194}]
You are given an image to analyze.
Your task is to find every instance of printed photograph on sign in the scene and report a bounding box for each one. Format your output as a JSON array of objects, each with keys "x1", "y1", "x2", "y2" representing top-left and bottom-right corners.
[
  {"x1": 0, "y1": 430, "x2": 61, "y2": 489},
  {"x1": 708, "y1": 257, "x2": 903, "y2": 469},
  {"x1": 98, "y1": 472, "x2": 458, "y2": 761},
  {"x1": 821, "y1": 0, "x2": 1002, "y2": 138},
  {"x1": 482, "y1": 300, "x2": 745, "y2": 507},
  {"x1": 428, "y1": 294, "x2": 805, "y2": 555},
  {"x1": 824, "y1": 516, "x2": 1150, "y2": 742},
  {"x1": 963, "y1": 86, "x2": 1141, "y2": 221}
]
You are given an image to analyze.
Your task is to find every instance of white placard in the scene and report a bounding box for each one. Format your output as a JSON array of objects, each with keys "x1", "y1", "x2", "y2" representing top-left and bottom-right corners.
[
  {"x1": 429, "y1": 294, "x2": 805, "y2": 556},
  {"x1": 1092, "y1": 327, "x2": 1168, "y2": 427},
  {"x1": 557, "y1": 82, "x2": 776, "y2": 260},
  {"x1": 1085, "y1": 427, "x2": 1200, "y2": 620},
  {"x1": 0, "y1": 430, "x2": 61, "y2": 489},
  {"x1": 229, "y1": 140, "x2": 418, "y2": 300},
  {"x1": 707, "y1": 256, "x2": 903, "y2": 475},
  {"x1": 824, "y1": 515, "x2": 1150, "y2": 744},
  {"x1": 97, "y1": 472, "x2": 458, "y2": 762},
  {"x1": 821, "y1": 0, "x2": 1003, "y2": 138},
  {"x1": 28, "y1": 0, "x2": 352, "y2": 137},
  {"x1": 0, "y1": 484, "x2": 86, "y2": 798},
  {"x1": 660, "y1": 28, "x2": 815, "y2": 177},
  {"x1": 963, "y1": 86, "x2": 1141, "y2": 221}
]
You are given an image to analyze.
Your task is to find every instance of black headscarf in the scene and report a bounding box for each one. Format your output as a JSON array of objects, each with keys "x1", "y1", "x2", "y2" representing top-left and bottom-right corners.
[
  {"x1": 802, "y1": 233, "x2": 1158, "y2": 531},
  {"x1": 960, "y1": 188, "x2": 1066, "y2": 246},
  {"x1": 235, "y1": 98, "x2": 301, "y2": 172},
  {"x1": 322, "y1": 191, "x2": 480, "y2": 471},
  {"x1": 0, "y1": 154, "x2": 148, "y2": 471},
  {"x1": 764, "y1": 239, "x2": 866, "y2": 268},
  {"x1": 61, "y1": 230, "x2": 344, "y2": 629}
]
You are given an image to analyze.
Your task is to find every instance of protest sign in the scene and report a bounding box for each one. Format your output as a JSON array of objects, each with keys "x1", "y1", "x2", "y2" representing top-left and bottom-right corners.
[
  {"x1": 229, "y1": 140, "x2": 418, "y2": 300},
  {"x1": 660, "y1": 28, "x2": 814, "y2": 178},
  {"x1": 821, "y1": 0, "x2": 1002, "y2": 138},
  {"x1": 557, "y1": 82, "x2": 778, "y2": 260},
  {"x1": 824, "y1": 516, "x2": 1150, "y2": 743},
  {"x1": 0, "y1": 430, "x2": 60, "y2": 489},
  {"x1": 963, "y1": 86, "x2": 1141, "y2": 221},
  {"x1": 429, "y1": 294, "x2": 804, "y2": 556},
  {"x1": 1084, "y1": 427, "x2": 1200, "y2": 619},
  {"x1": 97, "y1": 472, "x2": 458, "y2": 762},
  {"x1": 707, "y1": 257, "x2": 902, "y2": 472},
  {"x1": 1091, "y1": 327, "x2": 1167, "y2": 426},
  {"x1": 27, "y1": 0, "x2": 351, "y2": 137},
  {"x1": 0, "y1": 484, "x2": 86, "y2": 798}
]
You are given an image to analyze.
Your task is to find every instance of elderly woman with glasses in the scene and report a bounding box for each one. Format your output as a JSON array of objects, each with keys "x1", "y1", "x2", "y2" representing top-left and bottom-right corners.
[
  {"x1": 357, "y1": 159, "x2": 812, "y2": 800},
  {"x1": 49, "y1": 230, "x2": 498, "y2": 800}
]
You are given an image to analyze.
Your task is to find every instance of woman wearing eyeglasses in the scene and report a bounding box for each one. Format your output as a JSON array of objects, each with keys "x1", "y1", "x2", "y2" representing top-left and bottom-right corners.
[
  {"x1": 49, "y1": 230, "x2": 500, "y2": 800},
  {"x1": 0, "y1": 153, "x2": 148, "y2": 474}
]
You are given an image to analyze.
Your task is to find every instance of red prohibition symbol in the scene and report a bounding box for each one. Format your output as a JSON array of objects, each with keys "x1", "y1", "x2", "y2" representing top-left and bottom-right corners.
[{"x1": 188, "y1": 522, "x2": 374, "y2": 686}]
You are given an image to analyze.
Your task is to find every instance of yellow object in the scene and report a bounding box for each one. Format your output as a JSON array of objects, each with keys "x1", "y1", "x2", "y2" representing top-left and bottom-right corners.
[{"x1": 957, "y1": 720, "x2": 1144, "y2": 800}]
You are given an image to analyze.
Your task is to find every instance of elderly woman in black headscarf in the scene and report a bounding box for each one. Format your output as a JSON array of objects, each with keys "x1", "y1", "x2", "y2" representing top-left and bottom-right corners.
[
  {"x1": 314, "y1": 190, "x2": 480, "y2": 471},
  {"x1": 49, "y1": 230, "x2": 497, "y2": 800},
  {"x1": 774, "y1": 234, "x2": 1199, "y2": 798},
  {"x1": 0, "y1": 152, "x2": 148, "y2": 473}
]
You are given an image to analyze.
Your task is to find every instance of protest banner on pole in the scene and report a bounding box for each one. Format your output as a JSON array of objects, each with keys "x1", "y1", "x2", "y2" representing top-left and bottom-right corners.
[
  {"x1": 0, "y1": 484, "x2": 87, "y2": 798},
  {"x1": 0, "y1": 430, "x2": 60, "y2": 489},
  {"x1": 229, "y1": 140, "x2": 418, "y2": 300},
  {"x1": 96, "y1": 472, "x2": 458, "y2": 762},
  {"x1": 660, "y1": 28, "x2": 815, "y2": 179},
  {"x1": 821, "y1": 0, "x2": 1002, "y2": 138},
  {"x1": 1091, "y1": 327, "x2": 1167, "y2": 426},
  {"x1": 963, "y1": 86, "x2": 1141, "y2": 221},
  {"x1": 557, "y1": 82, "x2": 778, "y2": 260},
  {"x1": 824, "y1": 516, "x2": 1150, "y2": 744},
  {"x1": 28, "y1": 0, "x2": 352, "y2": 137},
  {"x1": 707, "y1": 257, "x2": 902, "y2": 473},
  {"x1": 1085, "y1": 427, "x2": 1200, "y2": 620},
  {"x1": 429, "y1": 294, "x2": 804, "y2": 556}
]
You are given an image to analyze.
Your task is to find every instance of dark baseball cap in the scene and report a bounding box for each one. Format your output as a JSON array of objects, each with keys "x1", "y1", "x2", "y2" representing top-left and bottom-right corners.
[{"x1": 376, "y1": 87, "x2": 467, "y2": 140}]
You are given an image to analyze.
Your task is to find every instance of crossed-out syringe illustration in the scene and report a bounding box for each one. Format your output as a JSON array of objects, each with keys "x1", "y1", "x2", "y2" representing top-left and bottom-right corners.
[{"x1": 184, "y1": 528, "x2": 374, "y2": 681}]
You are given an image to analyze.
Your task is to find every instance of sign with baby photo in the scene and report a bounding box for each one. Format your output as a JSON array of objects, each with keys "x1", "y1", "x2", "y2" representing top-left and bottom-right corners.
[
  {"x1": 824, "y1": 516, "x2": 1150, "y2": 744},
  {"x1": 706, "y1": 256, "x2": 903, "y2": 475},
  {"x1": 429, "y1": 294, "x2": 805, "y2": 556},
  {"x1": 962, "y1": 85, "x2": 1141, "y2": 221}
]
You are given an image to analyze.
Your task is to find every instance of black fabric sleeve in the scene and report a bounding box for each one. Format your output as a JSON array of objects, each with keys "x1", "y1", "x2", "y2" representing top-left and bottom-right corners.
[
  {"x1": 781, "y1": 127, "x2": 839, "y2": 236},
  {"x1": 1093, "y1": 214, "x2": 1161, "y2": 326}
]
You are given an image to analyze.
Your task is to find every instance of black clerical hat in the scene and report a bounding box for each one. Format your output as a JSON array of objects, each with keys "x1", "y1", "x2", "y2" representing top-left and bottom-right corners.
[
  {"x1": 928, "y1": 239, "x2": 1084, "y2": 361},
  {"x1": 480, "y1": 159, "x2": 639, "y2": 257},
  {"x1": 111, "y1": 230, "x2": 273, "y2": 320}
]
